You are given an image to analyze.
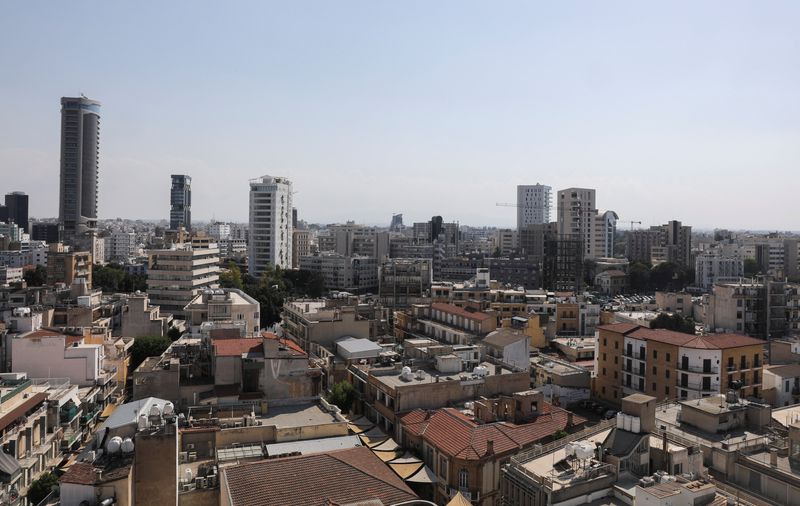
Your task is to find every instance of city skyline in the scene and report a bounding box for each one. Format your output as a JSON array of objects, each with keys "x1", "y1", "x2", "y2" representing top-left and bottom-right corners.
[{"x1": 2, "y1": 2, "x2": 800, "y2": 230}]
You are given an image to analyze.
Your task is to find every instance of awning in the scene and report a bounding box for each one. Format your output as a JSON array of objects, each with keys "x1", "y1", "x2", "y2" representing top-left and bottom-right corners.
[
  {"x1": 447, "y1": 491, "x2": 472, "y2": 506},
  {"x1": 359, "y1": 427, "x2": 386, "y2": 439},
  {"x1": 374, "y1": 449, "x2": 402, "y2": 463},
  {"x1": 388, "y1": 461, "x2": 424, "y2": 479},
  {"x1": 100, "y1": 403, "x2": 116, "y2": 419},
  {"x1": 358, "y1": 434, "x2": 386, "y2": 448},
  {"x1": 388, "y1": 452, "x2": 423, "y2": 464},
  {"x1": 346, "y1": 416, "x2": 374, "y2": 434},
  {"x1": 66, "y1": 393, "x2": 82, "y2": 408},
  {"x1": 0, "y1": 451, "x2": 21, "y2": 479},
  {"x1": 406, "y1": 464, "x2": 437, "y2": 484},
  {"x1": 371, "y1": 438, "x2": 399, "y2": 451}
]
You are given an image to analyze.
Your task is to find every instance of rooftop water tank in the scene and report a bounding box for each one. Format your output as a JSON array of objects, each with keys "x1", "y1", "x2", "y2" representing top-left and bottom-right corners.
[
  {"x1": 121, "y1": 438, "x2": 135, "y2": 454},
  {"x1": 106, "y1": 436, "x2": 123, "y2": 454},
  {"x1": 163, "y1": 402, "x2": 175, "y2": 416}
]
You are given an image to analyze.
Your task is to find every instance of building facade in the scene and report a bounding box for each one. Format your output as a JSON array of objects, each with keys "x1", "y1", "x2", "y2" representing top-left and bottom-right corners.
[
  {"x1": 248, "y1": 175, "x2": 293, "y2": 276},
  {"x1": 146, "y1": 245, "x2": 220, "y2": 318},
  {"x1": 169, "y1": 174, "x2": 192, "y2": 231},
  {"x1": 516, "y1": 184, "x2": 552, "y2": 230},
  {"x1": 59, "y1": 96, "x2": 100, "y2": 247}
]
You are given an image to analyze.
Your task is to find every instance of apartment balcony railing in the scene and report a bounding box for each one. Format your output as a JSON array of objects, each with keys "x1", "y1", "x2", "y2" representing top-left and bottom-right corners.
[
  {"x1": 677, "y1": 364, "x2": 719, "y2": 374},
  {"x1": 676, "y1": 378, "x2": 717, "y2": 392},
  {"x1": 623, "y1": 351, "x2": 646, "y2": 360}
]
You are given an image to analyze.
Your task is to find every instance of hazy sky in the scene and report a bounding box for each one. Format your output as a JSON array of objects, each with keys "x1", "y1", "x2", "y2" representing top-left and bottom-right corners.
[{"x1": 1, "y1": 2, "x2": 799, "y2": 230}]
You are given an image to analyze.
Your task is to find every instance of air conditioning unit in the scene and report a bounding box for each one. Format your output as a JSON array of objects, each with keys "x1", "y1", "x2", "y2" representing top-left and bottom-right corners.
[
  {"x1": 179, "y1": 451, "x2": 188, "y2": 463},
  {"x1": 186, "y1": 443, "x2": 195, "y2": 450}
]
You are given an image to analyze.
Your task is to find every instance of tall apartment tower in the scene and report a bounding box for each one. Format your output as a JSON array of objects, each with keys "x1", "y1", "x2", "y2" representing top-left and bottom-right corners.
[
  {"x1": 59, "y1": 96, "x2": 100, "y2": 246},
  {"x1": 249, "y1": 175, "x2": 293, "y2": 277},
  {"x1": 4, "y1": 192, "x2": 29, "y2": 233},
  {"x1": 516, "y1": 184, "x2": 551, "y2": 231},
  {"x1": 170, "y1": 174, "x2": 192, "y2": 230},
  {"x1": 557, "y1": 188, "x2": 596, "y2": 255}
]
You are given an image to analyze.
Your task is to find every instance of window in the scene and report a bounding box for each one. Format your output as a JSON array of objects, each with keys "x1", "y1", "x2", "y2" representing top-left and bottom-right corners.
[
  {"x1": 602, "y1": 367, "x2": 606, "y2": 376},
  {"x1": 665, "y1": 386, "x2": 670, "y2": 396},
  {"x1": 652, "y1": 366, "x2": 657, "y2": 375},
  {"x1": 603, "y1": 338, "x2": 607, "y2": 346},
  {"x1": 603, "y1": 353, "x2": 607, "y2": 361},
  {"x1": 615, "y1": 341, "x2": 619, "y2": 349},
  {"x1": 614, "y1": 371, "x2": 618, "y2": 379},
  {"x1": 652, "y1": 382, "x2": 657, "y2": 392},
  {"x1": 653, "y1": 350, "x2": 658, "y2": 359},
  {"x1": 458, "y1": 468, "x2": 469, "y2": 490},
  {"x1": 439, "y1": 456, "x2": 448, "y2": 480},
  {"x1": 614, "y1": 356, "x2": 618, "y2": 364},
  {"x1": 666, "y1": 353, "x2": 671, "y2": 363},
  {"x1": 665, "y1": 370, "x2": 670, "y2": 379}
]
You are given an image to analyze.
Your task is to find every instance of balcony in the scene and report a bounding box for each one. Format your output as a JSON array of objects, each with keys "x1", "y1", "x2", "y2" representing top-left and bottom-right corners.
[
  {"x1": 676, "y1": 378, "x2": 717, "y2": 392},
  {"x1": 677, "y1": 364, "x2": 719, "y2": 374},
  {"x1": 739, "y1": 362, "x2": 751, "y2": 371},
  {"x1": 623, "y1": 351, "x2": 646, "y2": 360}
]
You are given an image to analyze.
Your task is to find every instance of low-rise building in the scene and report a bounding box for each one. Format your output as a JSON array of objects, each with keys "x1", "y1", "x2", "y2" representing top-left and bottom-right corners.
[
  {"x1": 482, "y1": 328, "x2": 530, "y2": 370},
  {"x1": 299, "y1": 253, "x2": 379, "y2": 294},
  {"x1": 184, "y1": 288, "x2": 260, "y2": 337},
  {"x1": 146, "y1": 244, "x2": 220, "y2": 318},
  {"x1": 282, "y1": 298, "x2": 372, "y2": 352},
  {"x1": 120, "y1": 294, "x2": 173, "y2": 337},
  {"x1": 595, "y1": 270, "x2": 627, "y2": 296}
]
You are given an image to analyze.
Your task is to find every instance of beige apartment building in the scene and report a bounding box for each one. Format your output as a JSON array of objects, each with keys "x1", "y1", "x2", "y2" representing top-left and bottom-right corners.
[
  {"x1": 594, "y1": 323, "x2": 765, "y2": 405},
  {"x1": 184, "y1": 288, "x2": 260, "y2": 337}
]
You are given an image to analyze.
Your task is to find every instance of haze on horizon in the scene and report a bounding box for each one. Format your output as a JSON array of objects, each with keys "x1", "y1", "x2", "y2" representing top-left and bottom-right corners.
[{"x1": 1, "y1": 1, "x2": 799, "y2": 231}]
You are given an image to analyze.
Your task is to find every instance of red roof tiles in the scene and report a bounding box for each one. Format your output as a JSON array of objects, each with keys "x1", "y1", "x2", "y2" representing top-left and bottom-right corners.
[
  {"x1": 606, "y1": 325, "x2": 766, "y2": 350},
  {"x1": 212, "y1": 338, "x2": 263, "y2": 357},
  {"x1": 222, "y1": 446, "x2": 418, "y2": 506},
  {"x1": 399, "y1": 404, "x2": 584, "y2": 460},
  {"x1": 263, "y1": 333, "x2": 306, "y2": 356}
]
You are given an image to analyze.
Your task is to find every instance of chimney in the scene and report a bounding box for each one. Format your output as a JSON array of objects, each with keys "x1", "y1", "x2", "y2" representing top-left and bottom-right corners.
[
  {"x1": 486, "y1": 440, "x2": 494, "y2": 456},
  {"x1": 770, "y1": 448, "x2": 778, "y2": 467},
  {"x1": 567, "y1": 412, "x2": 574, "y2": 428}
]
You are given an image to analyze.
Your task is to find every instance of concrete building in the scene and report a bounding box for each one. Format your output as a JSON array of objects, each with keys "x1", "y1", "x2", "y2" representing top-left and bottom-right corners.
[
  {"x1": 184, "y1": 288, "x2": 260, "y2": 337},
  {"x1": 762, "y1": 364, "x2": 800, "y2": 407},
  {"x1": 482, "y1": 329, "x2": 530, "y2": 370},
  {"x1": 4, "y1": 192, "x2": 28, "y2": 233},
  {"x1": 627, "y1": 221, "x2": 692, "y2": 267},
  {"x1": 46, "y1": 244, "x2": 92, "y2": 288},
  {"x1": 695, "y1": 250, "x2": 744, "y2": 289},
  {"x1": 120, "y1": 295, "x2": 174, "y2": 338},
  {"x1": 248, "y1": 175, "x2": 293, "y2": 276},
  {"x1": 146, "y1": 244, "x2": 219, "y2": 318},
  {"x1": 530, "y1": 355, "x2": 591, "y2": 405},
  {"x1": 594, "y1": 324, "x2": 765, "y2": 405},
  {"x1": 709, "y1": 279, "x2": 789, "y2": 340},
  {"x1": 207, "y1": 221, "x2": 231, "y2": 240},
  {"x1": 516, "y1": 183, "x2": 552, "y2": 230},
  {"x1": 0, "y1": 266, "x2": 23, "y2": 286},
  {"x1": 282, "y1": 299, "x2": 372, "y2": 352},
  {"x1": 292, "y1": 229, "x2": 312, "y2": 268},
  {"x1": 655, "y1": 291, "x2": 693, "y2": 316},
  {"x1": 169, "y1": 174, "x2": 192, "y2": 231},
  {"x1": 557, "y1": 188, "x2": 617, "y2": 260},
  {"x1": 59, "y1": 96, "x2": 100, "y2": 247},
  {"x1": 104, "y1": 230, "x2": 137, "y2": 263},
  {"x1": 395, "y1": 303, "x2": 498, "y2": 346},
  {"x1": 11, "y1": 330, "x2": 110, "y2": 388},
  {"x1": 595, "y1": 270, "x2": 627, "y2": 296},
  {"x1": 495, "y1": 229, "x2": 518, "y2": 256},
  {"x1": 31, "y1": 222, "x2": 62, "y2": 243},
  {"x1": 542, "y1": 236, "x2": 583, "y2": 292},
  {"x1": 379, "y1": 258, "x2": 433, "y2": 308},
  {"x1": 299, "y1": 253, "x2": 379, "y2": 294}
]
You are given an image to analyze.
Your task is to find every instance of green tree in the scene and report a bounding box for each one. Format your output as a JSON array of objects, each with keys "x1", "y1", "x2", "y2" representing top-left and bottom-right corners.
[
  {"x1": 27, "y1": 472, "x2": 59, "y2": 505},
  {"x1": 650, "y1": 313, "x2": 696, "y2": 335},
  {"x1": 327, "y1": 381, "x2": 355, "y2": 413},
  {"x1": 23, "y1": 265, "x2": 47, "y2": 287},
  {"x1": 744, "y1": 258, "x2": 760, "y2": 277},
  {"x1": 219, "y1": 262, "x2": 244, "y2": 290},
  {"x1": 167, "y1": 327, "x2": 183, "y2": 341},
  {"x1": 628, "y1": 262, "x2": 651, "y2": 292},
  {"x1": 130, "y1": 335, "x2": 172, "y2": 371},
  {"x1": 93, "y1": 264, "x2": 147, "y2": 293},
  {"x1": 240, "y1": 266, "x2": 325, "y2": 327},
  {"x1": 553, "y1": 430, "x2": 569, "y2": 440}
]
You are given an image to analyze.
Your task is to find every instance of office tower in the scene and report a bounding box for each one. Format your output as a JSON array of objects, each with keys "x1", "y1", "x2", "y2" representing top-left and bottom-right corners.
[
  {"x1": 516, "y1": 184, "x2": 552, "y2": 231},
  {"x1": 626, "y1": 220, "x2": 692, "y2": 267},
  {"x1": 31, "y1": 223, "x2": 62, "y2": 243},
  {"x1": 4, "y1": 192, "x2": 29, "y2": 233},
  {"x1": 170, "y1": 174, "x2": 192, "y2": 230},
  {"x1": 249, "y1": 175, "x2": 293, "y2": 277},
  {"x1": 59, "y1": 96, "x2": 100, "y2": 246}
]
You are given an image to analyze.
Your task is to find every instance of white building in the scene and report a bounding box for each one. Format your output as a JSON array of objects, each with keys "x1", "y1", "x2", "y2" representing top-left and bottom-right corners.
[
  {"x1": 207, "y1": 221, "x2": 232, "y2": 240},
  {"x1": 249, "y1": 175, "x2": 293, "y2": 276},
  {"x1": 695, "y1": 251, "x2": 744, "y2": 289},
  {"x1": 104, "y1": 231, "x2": 137, "y2": 262},
  {"x1": 147, "y1": 244, "x2": 220, "y2": 318},
  {"x1": 0, "y1": 266, "x2": 23, "y2": 285},
  {"x1": 12, "y1": 330, "x2": 107, "y2": 387},
  {"x1": 516, "y1": 184, "x2": 551, "y2": 230}
]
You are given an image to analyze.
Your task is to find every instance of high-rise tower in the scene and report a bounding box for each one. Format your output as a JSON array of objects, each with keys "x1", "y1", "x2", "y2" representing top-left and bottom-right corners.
[
  {"x1": 59, "y1": 96, "x2": 100, "y2": 246},
  {"x1": 249, "y1": 175, "x2": 293, "y2": 276},
  {"x1": 516, "y1": 184, "x2": 551, "y2": 231},
  {"x1": 4, "y1": 192, "x2": 29, "y2": 233},
  {"x1": 170, "y1": 174, "x2": 192, "y2": 230}
]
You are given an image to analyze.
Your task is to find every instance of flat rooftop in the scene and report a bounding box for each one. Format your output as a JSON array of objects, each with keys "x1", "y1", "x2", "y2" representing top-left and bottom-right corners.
[
  {"x1": 522, "y1": 428, "x2": 613, "y2": 487},
  {"x1": 372, "y1": 362, "x2": 517, "y2": 389},
  {"x1": 260, "y1": 403, "x2": 340, "y2": 428}
]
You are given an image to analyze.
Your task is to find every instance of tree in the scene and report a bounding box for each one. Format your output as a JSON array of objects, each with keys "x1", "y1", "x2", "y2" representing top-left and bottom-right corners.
[
  {"x1": 130, "y1": 335, "x2": 172, "y2": 371},
  {"x1": 327, "y1": 381, "x2": 355, "y2": 413},
  {"x1": 241, "y1": 266, "x2": 326, "y2": 327},
  {"x1": 27, "y1": 472, "x2": 58, "y2": 505},
  {"x1": 628, "y1": 262, "x2": 651, "y2": 292},
  {"x1": 167, "y1": 327, "x2": 183, "y2": 341},
  {"x1": 744, "y1": 258, "x2": 760, "y2": 277},
  {"x1": 650, "y1": 313, "x2": 695, "y2": 335},
  {"x1": 219, "y1": 262, "x2": 243, "y2": 290},
  {"x1": 23, "y1": 265, "x2": 47, "y2": 287},
  {"x1": 93, "y1": 264, "x2": 147, "y2": 293}
]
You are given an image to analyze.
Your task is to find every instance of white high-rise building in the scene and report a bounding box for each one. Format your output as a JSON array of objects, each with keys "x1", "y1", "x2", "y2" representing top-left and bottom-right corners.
[
  {"x1": 249, "y1": 175, "x2": 293, "y2": 276},
  {"x1": 516, "y1": 184, "x2": 551, "y2": 230}
]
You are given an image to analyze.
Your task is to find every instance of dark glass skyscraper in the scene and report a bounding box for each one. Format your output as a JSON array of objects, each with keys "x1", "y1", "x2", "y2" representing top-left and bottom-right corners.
[
  {"x1": 5, "y1": 192, "x2": 29, "y2": 233},
  {"x1": 170, "y1": 174, "x2": 192, "y2": 230},
  {"x1": 59, "y1": 96, "x2": 100, "y2": 245}
]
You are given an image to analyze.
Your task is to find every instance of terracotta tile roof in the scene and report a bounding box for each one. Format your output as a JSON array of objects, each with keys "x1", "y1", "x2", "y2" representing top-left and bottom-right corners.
[
  {"x1": 60, "y1": 461, "x2": 132, "y2": 485},
  {"x1": 399, "y1": 404, "x2": 584, "y2": 461},
  {"x1": 431, "y1": 303, "x2": 492, "y2": 322},
  {"x1": 222, "y1": 446, "x2": 418, "y2": 506},
  {"x1": 24, "y1": 329, "x2": 64, "y2": 338},
  {"x1": 627, "y1": 328, "x2": 765, "y2": 350},
  {"x1": 212, "y1": 338, "x2": 263, "y2": 357},
  {"x1": 597, "y1": 323, "x2": 640, "y2": 334},
  {"x1": 263, "y1": 333, "x2": 306, "y2": 356}
]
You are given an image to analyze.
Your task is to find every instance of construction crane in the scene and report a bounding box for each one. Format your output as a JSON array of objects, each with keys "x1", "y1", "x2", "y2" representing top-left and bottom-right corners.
[
  {"x1": 496, "y1": 202, "x2": 521, "y2": 207},
  {"x1": 628, "y1": 220, "x2": 642, "y2": 231}
]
